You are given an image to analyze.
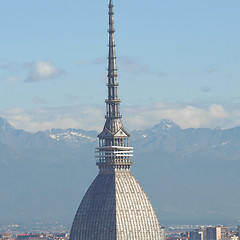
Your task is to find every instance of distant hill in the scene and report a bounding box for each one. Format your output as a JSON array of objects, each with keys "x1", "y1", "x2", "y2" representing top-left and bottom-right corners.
[{"x1": 0, "y1": 117, "x2": 240, "y2": 226}]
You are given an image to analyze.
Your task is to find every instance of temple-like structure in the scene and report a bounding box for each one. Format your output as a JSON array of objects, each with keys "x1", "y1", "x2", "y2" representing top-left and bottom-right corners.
[{"x1": 70, "y1": 0, "x2": 162, "y2": 239}]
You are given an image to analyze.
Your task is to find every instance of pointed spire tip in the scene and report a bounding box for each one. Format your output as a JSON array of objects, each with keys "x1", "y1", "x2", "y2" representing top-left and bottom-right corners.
[{"x1": 109, "y1": 0, "x2": 113, "y2": 7}]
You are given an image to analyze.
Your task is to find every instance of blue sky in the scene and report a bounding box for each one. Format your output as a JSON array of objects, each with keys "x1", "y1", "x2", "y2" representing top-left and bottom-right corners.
[{"x1": 1, "y1": 0, "x2": 240, "y2": 132}]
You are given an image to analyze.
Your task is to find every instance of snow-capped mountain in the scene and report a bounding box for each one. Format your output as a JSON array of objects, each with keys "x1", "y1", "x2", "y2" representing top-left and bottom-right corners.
[
  {"x1": 45, "y1": 128, "x2": 98, "y2": 144},
  {"x1": 1, "y1": 117, "x2": 240, "y2": 225},
  {"x1": 151, "y1": 119, "x2": 180, "y2": 132},
  {"x1": 0, "y1": 117, "x2": 15, "y2": 131}
]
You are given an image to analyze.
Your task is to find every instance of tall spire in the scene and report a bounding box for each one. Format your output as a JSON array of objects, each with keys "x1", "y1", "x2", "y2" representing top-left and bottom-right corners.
[
  {"x1": 105, "y1": 0, "x2": 121, "y2": 122},
  {"x1": 96, "y1": 0, "x2": 133, "y2": 173},
  {"x1": 69, "y1": 0, "x2": 162, "y2": 238},
  {"x1": 108, "y1": 0, "x2": 117, "y2": 83}
]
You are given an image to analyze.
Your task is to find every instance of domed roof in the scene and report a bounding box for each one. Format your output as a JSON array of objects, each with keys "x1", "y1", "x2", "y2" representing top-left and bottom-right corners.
[
  {"x1": 70, "y1": 172, "x2": 161, "y2": 240},
  {"x1": 70, "y1": 1, "x2": 162, "y2": 239}
]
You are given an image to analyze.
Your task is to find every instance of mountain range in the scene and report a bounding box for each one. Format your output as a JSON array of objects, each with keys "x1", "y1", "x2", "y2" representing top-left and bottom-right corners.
[{"x1": 0, "y1": 117, "x2": 240, "y2": 226}]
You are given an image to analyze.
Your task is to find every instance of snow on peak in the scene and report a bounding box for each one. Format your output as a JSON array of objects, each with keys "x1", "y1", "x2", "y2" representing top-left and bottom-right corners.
[
  {"x1": 47, "y1": 128, "x2": 97, "y2": 144},
  {"x1": 0, "y1": 117, "x2": 15, "y2": 131},
  {"x1": 152, "y1": 119, "x2": 180, "y2": 132}
]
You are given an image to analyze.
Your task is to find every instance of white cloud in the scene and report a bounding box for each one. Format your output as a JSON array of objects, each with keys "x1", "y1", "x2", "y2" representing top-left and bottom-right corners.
[
  {"x1": 209, "y1": 104, "x2": 228, "y2": 119},
  {"x1": 25, "y1": 61, "x2": 64, "y2": 82},
  {"x1": 0, "y1": 102, "x2": 237, "y2": 133},
  {"x1": 124, "y1": 103, "x2": 230, "y2": 130},
  {"x1": 0, "y1": 59, "x2": 65, "y2": 83},
  {"x1": 1, "y1": 106, "x2": 104, "y2": 133}
]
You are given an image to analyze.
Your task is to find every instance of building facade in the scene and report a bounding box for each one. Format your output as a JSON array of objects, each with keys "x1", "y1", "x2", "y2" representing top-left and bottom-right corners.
[
  {"x1": 189, "y1": 230, "x2": 204, "y2": 240},
  {"x1": 237, "y1": 226, "x2": 240, "y2": 237},
  {"x1": 221, "y1": 227, "x2": 229, "y2": 240},
  {"x1": 69, "y1": 0, "x2": 162, "y2": 239},
  {"x1": 207, "y1": 227, "x2": 222, "y2": 240}
]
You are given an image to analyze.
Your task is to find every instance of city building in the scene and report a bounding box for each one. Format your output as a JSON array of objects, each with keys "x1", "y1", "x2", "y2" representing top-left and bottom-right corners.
[
  {"x1": 160, "y1": 227, "x2": 166, "y2": 240},
  {"x1": 189, "y1": 230, "x2": 204, "y2": 240},
  {"x1": 17, "y1": 234, "x2": 45, "y2": 240},
  {"x1": 0, "y1": 233, "x2": 11, "y2": 240},
  {"x1": 16, "y1": 234, "x2": 68, "y2": 240},
  {"x1": 166, "y1": 237, "x2": 189, "y2": 240},
  {"x1": 230, "y1": 236, "x2": 239, "y2": 240},
  {"x1": 207, "y1": 227, "x2": 221, "y2": 240},
  {"x1": 221, "y1": 227, "x2": 229, "y2": 240},
  {"x1": 69, "y1": 0, "x2": 162, "y2": 239},
  {"x1": 237, "y1": 226, "x2": 240, "y2": 237}
]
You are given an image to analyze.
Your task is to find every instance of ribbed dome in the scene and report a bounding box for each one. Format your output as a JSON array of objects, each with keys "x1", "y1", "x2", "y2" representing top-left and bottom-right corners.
[
  {"x1": 70, "y1": 172, "x2": 161, "y2": 240},
  {"x1": 70, "y1": 1, "x2": 162, "y2": 239}
]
